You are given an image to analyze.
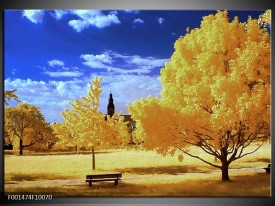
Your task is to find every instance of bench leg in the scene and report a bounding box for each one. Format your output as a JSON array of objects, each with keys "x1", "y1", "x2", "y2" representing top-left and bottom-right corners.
[
  {"x1": 115, "y1": 179, "x2": 118, "y2": 186},
  {"x1": 89, "y1": 181, "x2": 92, "y2": 187}
]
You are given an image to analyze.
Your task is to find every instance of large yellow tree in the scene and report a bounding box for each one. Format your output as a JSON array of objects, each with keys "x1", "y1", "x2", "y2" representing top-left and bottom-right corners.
[
  {"x1": 55, "y1": 77, "x2": 129, "y2": 170},
  {"x1": 129, "y1": 11, "x2": 270, "y2": 181}
]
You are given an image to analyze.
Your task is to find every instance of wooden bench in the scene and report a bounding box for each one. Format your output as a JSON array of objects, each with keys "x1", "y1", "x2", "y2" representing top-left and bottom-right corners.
[
  {"x1": 263, "y1": 163, "x2": 271, "y2": 174},
  {"x1": 86, "y1": 173, "x2": 122, "y2": 187}
]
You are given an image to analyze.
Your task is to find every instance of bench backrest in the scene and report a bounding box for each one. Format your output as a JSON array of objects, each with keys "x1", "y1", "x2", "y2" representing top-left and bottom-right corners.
[{"x1": 86, "y1": 173, "x2": 122, "y2": 179}]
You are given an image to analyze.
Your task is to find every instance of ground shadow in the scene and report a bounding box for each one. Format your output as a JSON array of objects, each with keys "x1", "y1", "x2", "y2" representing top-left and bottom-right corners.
[
  {"x1": 247, "y1": 158, "x2": 271, "y2": 163},
  {"x1": 115, "y1": 165, "x2": 205, "y2": 175},
  {"x1": 5, "y1": 150, "x2": 116, "y2": 156},
  {"x1": 6, "y1": 173, "x2": 75, "y2": 182},
  {"x1": 4, "y1": 172, "x2": 270, "y2": 197}
]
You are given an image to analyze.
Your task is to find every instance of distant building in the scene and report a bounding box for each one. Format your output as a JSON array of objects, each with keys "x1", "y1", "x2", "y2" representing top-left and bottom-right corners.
[
  {"x1": 105, "y1": 93, "x2": 136, "y2": 144},
  {"x1": 107, "y1": 92, "x2": 115, "y2": 117}
]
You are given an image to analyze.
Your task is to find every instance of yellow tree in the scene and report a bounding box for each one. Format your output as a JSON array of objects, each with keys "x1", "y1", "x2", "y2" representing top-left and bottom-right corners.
[
  {"x1": 59, "y1": 77, "x2": 129, "y2": 170},
  {"x1": 5, "y1": 103, "x2": 55, "y2": 155},
  {"x1": 51, "y1": 122, "x2": 77, "y2": 151},
  {"x1": 258, "y1": 9, "x2": 271, "y2": 25},
  {"x1": 4, "y1": 89, "x2": 21, "y2": 147},
  {"x1": 129, "y1": 11, "x2": 270, "y2": 181}
]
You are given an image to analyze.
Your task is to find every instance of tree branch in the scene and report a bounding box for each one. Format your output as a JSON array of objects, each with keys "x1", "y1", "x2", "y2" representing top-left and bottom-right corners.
[
  {"x1": 175, "y1": 146, "x2": 221, "y2": 169},
  {"x1": 200, "y1": 126, "x2": 214, "y2": 134},
  {"x1": 192, "y1": 132, "x2": 218, "y2": 157},
  {"x1": 233, "y1": 141, "x2": 265, "y2": 161},
  {"x1": 200, "y1": 104, "x2": 213, "y2": 114},
  {"x1": 22, "y1": 141, "x2": 35, "y2": 148}
]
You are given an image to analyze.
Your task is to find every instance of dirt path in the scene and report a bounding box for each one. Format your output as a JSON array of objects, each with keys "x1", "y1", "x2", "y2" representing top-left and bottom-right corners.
[{"x1": 5, "y1": 166, "x2": 267, "y2": 187}]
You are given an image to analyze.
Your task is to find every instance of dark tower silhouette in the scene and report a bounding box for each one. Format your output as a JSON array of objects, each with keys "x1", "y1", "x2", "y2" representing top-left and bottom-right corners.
[{"x1": 107, "y1": 92, "x2": 115, "y2": 117}]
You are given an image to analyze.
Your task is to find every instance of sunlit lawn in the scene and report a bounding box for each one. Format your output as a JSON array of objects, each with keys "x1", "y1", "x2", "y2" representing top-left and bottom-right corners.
[{"x1": 4, "y1": 143, "x2": 271, "y2": 196}]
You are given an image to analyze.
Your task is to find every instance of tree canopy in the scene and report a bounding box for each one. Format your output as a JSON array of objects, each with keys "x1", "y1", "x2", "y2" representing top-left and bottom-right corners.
[
  {"x1": 5, "y1": 103, "x2": 56, "y2": 155},
  {"x1": 129, "y1": 10, "x2": 270, "y2": 181},
  {"x1": 59, "y1": 77, "x2": 129, "y2": 149},
  {"x1": 54, "y1": 77, "x2": 130, "y2": 168}
]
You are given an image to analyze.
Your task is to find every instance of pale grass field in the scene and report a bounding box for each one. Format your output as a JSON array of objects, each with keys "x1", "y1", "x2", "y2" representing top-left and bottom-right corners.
[{"x1": 4, "y1": 143, "x2": 271, "y2": 196}]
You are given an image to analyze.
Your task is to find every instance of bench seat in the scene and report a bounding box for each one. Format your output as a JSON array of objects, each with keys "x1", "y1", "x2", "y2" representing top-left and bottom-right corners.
[
  {"x1": 86, "y1": 173, "x2": 122, "y2": 187},
  {"x1": 263, "y1": 163, "x2": 271, "y2": 174}
]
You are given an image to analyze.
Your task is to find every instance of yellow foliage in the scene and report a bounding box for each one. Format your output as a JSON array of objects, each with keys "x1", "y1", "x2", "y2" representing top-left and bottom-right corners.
[
  {"x1": 5, "y1": 103, "x2": 55, "y2": 153},
  {"x1": 258, "y1": 10, "x2": 271, "y2": 25},
  {"x1": 55, "y1": 77, "x2": 130, "y2": 150},
  {"x1": 129, "y1": 10, "x2": 270, "y2": 166}
]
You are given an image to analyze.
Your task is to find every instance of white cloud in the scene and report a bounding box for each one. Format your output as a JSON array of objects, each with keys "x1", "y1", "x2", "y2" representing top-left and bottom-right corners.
[
  {"x1": 81, "y1": 51, "x2": 169, "y2": 74},
  {"x1": 110, "y1": 11, "x2": 118, "y2": 15},
  {"x1": 68, "y1": 10, "x2": 121, "y2": 32},
  {"x1": 43, "y1": 59, "x2": 82, "y2": 77},
  {"x1": 56, "y1": 81, "x2": 66, "y2": 94},
  {"x1": 5, "y1": 78, "x2": 89, "y2": 122},
  {"x1": 11, "y1": 68, "x2": 17, "y2": 75},
  {"x1": 124, "y1": 10, "x2": 140, "y2": 14},
  {"x1": 99, "y1": 74, "x2": 162, "y2": 115},
  {"x1": 52, "y1": 10, "x2": 69, "y2": 20},
  {"x1": 22, "y1": 10, "x2": 45, "y2": 24},
  {"x1": 48, "y1": 59, "x2": 65, "y2": 67},
  {"x1": 44, "y1": 71, "x2": 84, "y2": 78},
  {"x1": 129, "y1": 56, "x2": 168, "y2": 67},
  {"x1": 133, "y1": 18, "x2": 144, "y2": 24},
  {"x1": 22, "y1": 10, "x2": 121, "y2": 32},
  {"x1": 68, "y1": 19, "x2": 88, "y2": 32},
  {"x1": 158, "y1": 17, "x2": 165, "y2": 24},
  {"x1": 81, "y1": 53, "x2": 113, "y2": 68},
  {"x1": 107, "y1": 67, "x2": 151, "y2": 74},
  {"x1": 5, "y1": 73, "x2": 156, "y2": 123},
  {"x1": 5, "y1": 72, "x2": 162, "y2": 122}
]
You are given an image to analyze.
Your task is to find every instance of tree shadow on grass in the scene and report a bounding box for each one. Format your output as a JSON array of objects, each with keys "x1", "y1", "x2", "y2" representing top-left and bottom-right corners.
[
  {"x1": 9, "y1": 150, "x2": 116, "y2": 156},
  {"x1": 6, "y1": 173, "x2": 75, "y2": 182},
  {"x1": 115, "y1": 165, "x2": 205, "y2": 175},
  {"x1": 4, "y1": 173, "x2": 270, "y2": 197},
  {"x1": 5, "y1": 182, "x2": 150, "y2": 197},
  {"x1": 246, "y1": 158, "x2": 271, "y2": 163}
]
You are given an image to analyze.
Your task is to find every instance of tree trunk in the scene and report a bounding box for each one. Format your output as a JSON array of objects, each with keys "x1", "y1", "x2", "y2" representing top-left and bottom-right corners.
[
  {"x1": 92, "y1": 146, "x2": 95, "y2": 170},
  {"x1": 221, "y1": 162, "x2": 230, "y2": 181},
  {"x1": 19, "y1": 138, "x2": 23, "y2": 155},
  {"x1": 75, "y1": 145, "x2": 78, "y2": 154}
]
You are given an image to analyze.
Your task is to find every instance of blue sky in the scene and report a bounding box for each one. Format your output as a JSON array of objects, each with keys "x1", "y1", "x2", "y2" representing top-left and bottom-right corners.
[{"x1": 4, "y1": 10, "x2": 264, "y2": 122}]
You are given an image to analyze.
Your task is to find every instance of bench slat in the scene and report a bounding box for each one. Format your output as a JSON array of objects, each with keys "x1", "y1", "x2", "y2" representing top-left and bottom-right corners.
[
  {"x1": 86, "y1": 179, "x2": 121, "y2": 182},
  {"x1": 86, "y1": 174, "x2": 122, "y2": 179},
  {"x1": 86, "y1": 177, "x2": 121, "y2": 181}
]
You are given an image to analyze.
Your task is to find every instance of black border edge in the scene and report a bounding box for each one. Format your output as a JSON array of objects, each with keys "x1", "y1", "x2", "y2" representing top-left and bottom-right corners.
[
  {"x1": 0, "y1": 0, "x2": 274, "y2": 206},
  {"x1": 0, "y1": 0, "x2": 273, "y2": 10},
  {"x1": 0, "y1": 9, "x2": 4, "y2": 204}
]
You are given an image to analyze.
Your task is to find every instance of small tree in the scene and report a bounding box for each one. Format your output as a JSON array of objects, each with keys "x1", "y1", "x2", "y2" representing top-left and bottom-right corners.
[
  {"x1": 129, "y1": 10, "x2": 270, "y2": 181},
  {"x1": 5, "y1": 103, "x2": 55, "y2": 155},
  {"x1": 58, "y1": 77, "x2": 129, "y2": 170}
]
